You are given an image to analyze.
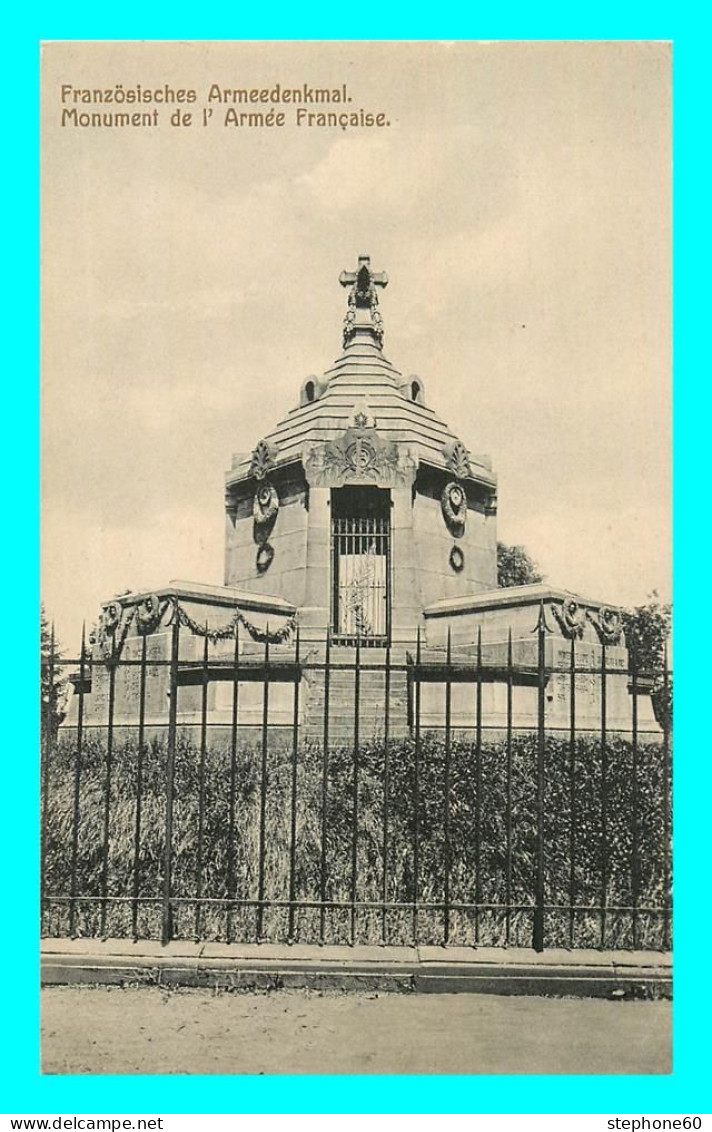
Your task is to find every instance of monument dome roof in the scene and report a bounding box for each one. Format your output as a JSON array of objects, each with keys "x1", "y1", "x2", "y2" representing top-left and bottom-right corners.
[{"x1": 226, "y1": 256, "x2": 496, "y2": 492}]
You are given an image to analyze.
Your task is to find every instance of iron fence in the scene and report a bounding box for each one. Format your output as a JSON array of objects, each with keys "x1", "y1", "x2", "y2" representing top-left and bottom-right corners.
[{"x1": 40, "y1": 613, "x2": 672, "y2": 951}]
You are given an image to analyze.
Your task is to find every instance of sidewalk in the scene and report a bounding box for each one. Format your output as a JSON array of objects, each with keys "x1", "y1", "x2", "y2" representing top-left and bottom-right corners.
[{"x1": 41, "y1": 938, "x2": 672, "y2": 998}]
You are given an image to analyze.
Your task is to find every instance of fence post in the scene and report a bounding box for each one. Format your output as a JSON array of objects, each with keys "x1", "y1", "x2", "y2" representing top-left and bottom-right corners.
[
  {"x1": 475, "y1": 624, "x2": 483, "y2": 945},
  {"x1": 132, "y1": 630, "x2": 147, "y2": 942},
  {"x1": 226, "y1": 623, "x2": 240, "y2": 943},
  {"x1": 443, "y1": 626, "x2": 452, "y2": 945},
  {"x1": 100, "y1": 631, "x2": 117, "y2": 939},
  {"x1": 568, "y1": 634, "x2": 577, "y2": 949},
  {"x1": 662, "y1": 641, "x2": 671, "y2": 951},
  {"x1": 256, "y1": 627, "x2": 270, "y2": 942},
  {"x1": 162, "y1": 611, "x2": 180, "y2": 946},
  {"x1": 319, "y1": 632, "x2": 331, "y2": 944},
  {"x1": 412, "y1": 625, "x2": 421, "y2": 944},
  {"x1": 194, "y1": 627, "x2": 209, "y2": 941},
  {"x1": 40, "y1": 623, "x2": 55, "y2": 933},
  {"x1": 287, "y1": 628, "x2": 301, "y2": 943},
  {"x1": 350, "y1": 632, "x2": 361, "y2": 946},
  {"x1": 381, "y1": 637, "x2": 391, "y2": 945},
  {"x1": 69, "y1": 624, "x2": 87, "y2": 938},
  {"x1": 631, "y1": 647, "x2": 639, "y2": 950},
  {"x1": 533, "y1": 602, "x2": 547, "y2": 952},
  {"x1": 600, "y1": 641, "x2": 608, "y2": 948},
  {"x1": 505, "y1": 628, "x2": 513, "y2": 946}
]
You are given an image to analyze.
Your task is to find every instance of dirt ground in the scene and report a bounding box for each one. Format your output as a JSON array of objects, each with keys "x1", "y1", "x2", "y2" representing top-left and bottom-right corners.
[{"x1": 41, "y1": 986, "x2": 672, "y2": 1075}]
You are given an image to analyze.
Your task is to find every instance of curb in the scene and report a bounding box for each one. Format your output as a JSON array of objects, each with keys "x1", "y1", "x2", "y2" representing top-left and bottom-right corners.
[{"x1": 41, "y1": 947, "x2": 672, "y2": 1000}]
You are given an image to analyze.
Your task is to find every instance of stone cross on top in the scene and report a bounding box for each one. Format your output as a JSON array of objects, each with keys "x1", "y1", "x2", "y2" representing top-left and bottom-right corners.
[{"x1": 339, "y1": 255, "x2": 388, "y2": 349}]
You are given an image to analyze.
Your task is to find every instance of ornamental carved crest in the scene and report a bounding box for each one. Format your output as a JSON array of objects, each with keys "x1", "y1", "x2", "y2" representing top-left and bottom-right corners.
[
  {"x1": 304, "y1": 426, "x2": 415, "y2": 487},
  {"x1": 551, "y1": 598, "x2": 586, "y2": 640},
  {"x1": 249, "y1": 439, "x2": 277, "y2": 481},
  {"x1": 443, "y1": 440, "x2": 472, "y2": 481},
  {"x1": 587, "y1": 606, "x2": 623, "y2": 646},
  {"x1": 441, "y1": 480, "x2": 467, "y2": 536}
]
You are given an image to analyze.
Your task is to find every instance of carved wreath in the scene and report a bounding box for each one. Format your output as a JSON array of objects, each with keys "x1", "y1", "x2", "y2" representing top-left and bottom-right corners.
[
  {"x1": 101, "y1": 601, "x2": 123, "y2": 635},
  {"x1": 136, "y1": 593, "x2": 164, "y2": 635},
  {"x1": 253, "y1": 480, "x2": 279, "y2": 526},
  {"x1": 441, "y1": 480, "x2": 467, "y2": 535},
  {"x1": 587, "y1": 606, "x2": 623, "y2": 646},
  {"x1": 551, "y1": 598, "x2": 586, "y2": 640}
]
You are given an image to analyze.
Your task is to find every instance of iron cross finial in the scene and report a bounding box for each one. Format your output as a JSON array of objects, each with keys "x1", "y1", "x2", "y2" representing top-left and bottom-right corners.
[
  {"x1": 339, "y1": 255, "x2": 388, "y2": 349},
  {"x1": 339, "y1": 254, "x2": 388, "y2": 299}
]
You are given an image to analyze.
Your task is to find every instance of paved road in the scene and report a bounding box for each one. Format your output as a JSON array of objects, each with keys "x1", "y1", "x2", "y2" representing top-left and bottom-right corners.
[{"x1": 41, "y1": 986, "x2": 671, "y2": 1075}]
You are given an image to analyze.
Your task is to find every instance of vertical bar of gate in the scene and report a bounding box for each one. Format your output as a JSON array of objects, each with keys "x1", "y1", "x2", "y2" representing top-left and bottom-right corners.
[
  {"x1": 69, "y1": 625, "x2": 87, "y2": 938},
  {"x1": 350, "y1": 632, "x2": 361, "y2": 945},
  {"x1": 195, "y1": 630, "x2": 209, "y2": 940},
  {"x1": 256, "y1": 628, "x2": 270, "y2": 942},
  {"x1": 381, "y1": 638, "x2": 391, "y2": 945},
  {"x1": 100, "y1": 633, "x2": 117, "y2": 939},
  {"x1": 662, "y1": 643, "x2": 671, "y2": 951},
  {"x1": 40, "y1": 624, "x2": 54, "y2": 932},
  {"x1": 288, "y1": 629, "x2": 301, "y2": 943},
  {"x1": 413, "y1": 626, "x2": 422, "y2": 944},
  {"x1": 568, "y1": 634, "x2": 577, "y2": 949},
  {"x1": 161, "y1": 612, "x2": 180, "y2": 946},
  {"x1": 600, "y1": 641, "x2": 608, "y2": 949},
  {"x1": 533, "y1": 602, "x2": 546, "y2": 952},
  {"x1": 443, "y1": 628, "x2": 452, "y2": 945},
  {"x1": 131, "y1": 632, "x2": 147, "y2": 942},
  {"x1": 475, "y1": 626, "x2": 483, "y2": 946},
  {"x1": 631, "y1": 653, "x2": 639, "y2": 950},
  {"x1": 319, "y1": 633, "x2": 331, "y2": 944},
  {"x1": 505, "y1": 628, "x2": 513, "y2": 946},
  {"x1": 227, "y1": 625, "x2": 240, "y2": 943}
]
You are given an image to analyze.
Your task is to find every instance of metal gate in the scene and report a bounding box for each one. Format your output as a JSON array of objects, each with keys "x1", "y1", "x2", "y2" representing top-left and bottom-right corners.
[{"x1": 331, "y1": 488, "x2": 390, "y2": 646}]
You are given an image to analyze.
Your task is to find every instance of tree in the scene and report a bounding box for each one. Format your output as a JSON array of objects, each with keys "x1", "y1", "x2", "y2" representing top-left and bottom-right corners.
[
  {"x1": 621, "y1": 593, "x2": 672, "y2": 730},
  {"x1": 497, "y1": 542, "x2": 544, "y2": 588},
  {"x1": 41, "y1": 604, "x2": 67, "y2": 738}
]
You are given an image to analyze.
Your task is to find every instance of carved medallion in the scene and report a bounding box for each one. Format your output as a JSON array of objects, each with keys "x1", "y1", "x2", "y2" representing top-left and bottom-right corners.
[
  {"x1": 551, "y1": 598, "x2": 586, "y2": 640},
  {"x1": 441, "y1": 480, "x2": 467, "y2": 535},
  {"x1": 587, "y1": 606, "x2": 623, "y2": 646}
]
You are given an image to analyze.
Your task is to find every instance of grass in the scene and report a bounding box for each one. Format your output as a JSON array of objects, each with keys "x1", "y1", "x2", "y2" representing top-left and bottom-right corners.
[{"x1": 42, "y1": 730, "x2": 671, "y2": 950}]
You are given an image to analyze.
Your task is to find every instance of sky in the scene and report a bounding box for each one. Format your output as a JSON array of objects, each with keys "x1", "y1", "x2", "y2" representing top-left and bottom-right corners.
[{"x1": 41, "y1": 41, "x2": 672, "y2": 651}]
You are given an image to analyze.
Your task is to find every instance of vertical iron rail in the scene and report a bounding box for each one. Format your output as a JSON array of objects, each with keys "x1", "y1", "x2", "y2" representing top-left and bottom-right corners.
[
  {"x1": 100, "y1": 633, "x2": 117, "y2": 939},
  {"x1": 40, "y1": 625, "x2": 54, "y2": 932},
  {"x1": 69, "y1": 625, "x2": 87, "y2": 938},
  {"x1": 505, "y1": 628, "x2": 513, "y2": 946},
  {"x1": 161, "y1": 613, "x2": 180, "y2": 946},
  {"x1": 568, "y1": 635, "x2": 577, "y2": 949},
  {"x1": 600, "y1": 642, "x2": 608, "y2": 948},
  {"x1": 194, "y1": 630, "x2": 209, "y2": 940},
  {"x1": 350, "y1": 633, "x2": 361, "y2": 945},
  {"x1": 443, "y1": 627, "x2": 452, "y2": 945},
  {"x1": 381, "y1": 638, "x2": 391, "y2": 945},
  {"x1": 287, "y1": 629, "x2": 301, "y2": 943},
  {"x1": 256, "y1": 628, "x2": 270, "y2": 942},
  {"x1": 474, "y1": 626, "x2": 483, "y2": 945},
  {"x1": 131, "y1": 632, "x2": 147, "y2": 941},
  {"x1": 226, "y1": 625, "x2": 240, "y2": 943},
  {"x1": 319, "y1": 633, "x2": 331, "y2": 943},
  {"x1": 412, "y1": 626, "x2": 422, "y2": 944},
  {"x1": 631, "y1": 655, "x2": 639, "y2": 950},
  {"x1": 533, "y1": 603, "x2": 546, "y2": 952},
  {"x1": 662, "y1": 643, "x2": 671, "y2": 951}
]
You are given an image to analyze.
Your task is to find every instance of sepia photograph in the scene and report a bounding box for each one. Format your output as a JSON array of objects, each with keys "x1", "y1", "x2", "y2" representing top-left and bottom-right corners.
[{"x1": 40, "y1": 39, "x2": 672, "y2": 1077}]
